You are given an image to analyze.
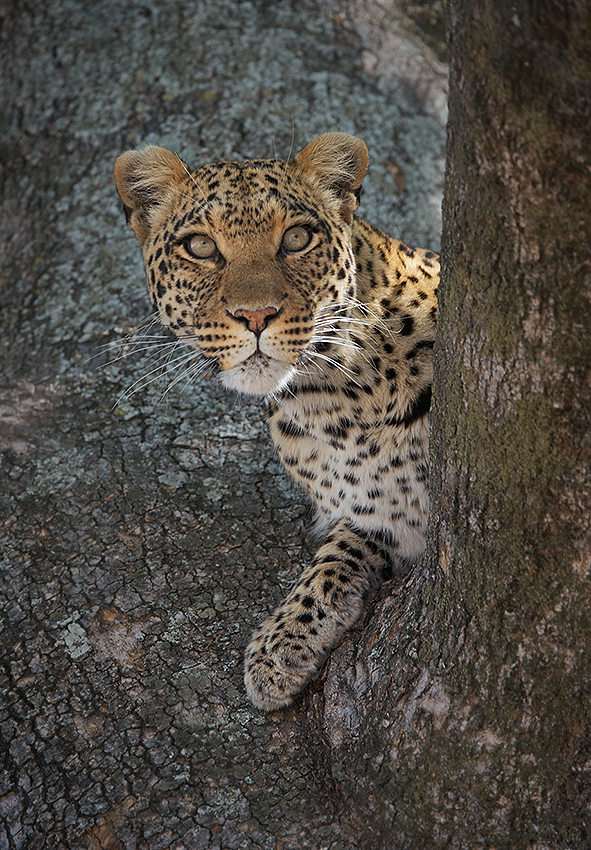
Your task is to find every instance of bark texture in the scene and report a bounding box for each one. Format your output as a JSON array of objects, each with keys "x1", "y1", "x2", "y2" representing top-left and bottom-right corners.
[
  {"x1": 0, "y1": 2, "x2": 446, "y2": 848},
  {"x1": 319, "y1": 1, "x2": 591, "y2": 847}
]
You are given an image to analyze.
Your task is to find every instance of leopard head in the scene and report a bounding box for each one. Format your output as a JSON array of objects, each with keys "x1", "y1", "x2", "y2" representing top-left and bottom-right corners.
[{"x1": 114, "y1": 133, "x2": 369, "y2": 395}]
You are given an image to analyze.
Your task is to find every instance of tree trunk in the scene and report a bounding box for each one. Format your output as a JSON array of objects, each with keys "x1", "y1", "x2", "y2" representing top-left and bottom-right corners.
[{"x1": 320, "y1": 1, "x2": 591, "y2": 846}]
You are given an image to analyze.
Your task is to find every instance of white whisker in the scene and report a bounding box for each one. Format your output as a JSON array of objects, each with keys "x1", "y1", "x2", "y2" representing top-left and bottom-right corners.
[
  {"x1": 316, "y1": 297, "x2": 402, "y2": 340},
  {"x1": 297, "y1": 350, "x2": 363, "y2": 386},
  {"x1": 179, "y1": 160, "x2": 208, "y2": 204},
  {"x1": 279, "y1": 127, "x2": 295, "y2": 193},
  {"x1": 113, "y1": 349, "x2": 198, "y2": 407},
  {"x1": 158, "y1": 354, "x2": 207, "y2": 401}
]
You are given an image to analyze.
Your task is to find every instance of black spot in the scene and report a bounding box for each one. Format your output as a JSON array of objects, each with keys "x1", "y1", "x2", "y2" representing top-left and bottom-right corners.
[
  {"x1": 299, "y1": 383, "x2": 338, "y2": 395},
  {"x1": 297, "y1": 613, "x2": 314, "y2": 624},
  {"x1": 385, "y1": 387, "x2": 432, "y2": 428},
  {"x1": 403, "y1": 387, "x2": 432, "y2": 426},
  {"x1": 351, "y1": 504, "x2": 375, "y2": 515},
  {"x1": 324, "y1": 418, "x2": 353, "y2": 440},
  {"x1": 277, "y1": 418, "x2": 308, "y2": 438},
  {"x1": 343, "y1": 386, "x2": 359, "y2": 400},
  {"x1": 405, "y1": 340, "x2": 434, "y2": 360},
  {"x1": 399, "y1": 316, "x2": 414, "y2": 336}
]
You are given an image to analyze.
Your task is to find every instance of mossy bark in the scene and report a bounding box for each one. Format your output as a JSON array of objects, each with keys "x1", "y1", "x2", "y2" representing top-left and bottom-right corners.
[{"x1": 319, "y1": 1, "x2": 591, "y2": 846}]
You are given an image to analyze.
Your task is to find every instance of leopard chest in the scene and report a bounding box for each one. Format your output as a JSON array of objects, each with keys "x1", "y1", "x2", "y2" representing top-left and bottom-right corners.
[{"x1": 268, "y1": 383, "x2": 430, "y2": 562}]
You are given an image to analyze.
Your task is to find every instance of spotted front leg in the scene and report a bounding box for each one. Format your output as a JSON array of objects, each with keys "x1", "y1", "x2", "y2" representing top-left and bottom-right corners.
[{"x1": 244, "y1": 521, "x2": 391, "y2": 711}]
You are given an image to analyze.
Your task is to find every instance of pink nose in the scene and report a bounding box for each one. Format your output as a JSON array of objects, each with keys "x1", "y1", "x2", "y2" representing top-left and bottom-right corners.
[{"x1": 233, "y1": 307, "x2": 278, "y2": 334}]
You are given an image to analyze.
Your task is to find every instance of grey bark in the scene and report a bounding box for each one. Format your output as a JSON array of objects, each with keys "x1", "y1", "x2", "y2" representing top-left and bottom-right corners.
[
  {"x1": 317, "y1": 1, "x2": 591, "y2": 847},
  {"x1": 0, "y1": 2, "x2": 445, "y2": 849}
]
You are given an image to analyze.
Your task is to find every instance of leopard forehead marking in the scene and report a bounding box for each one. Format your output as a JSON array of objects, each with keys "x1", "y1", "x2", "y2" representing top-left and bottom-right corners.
[{"x1": 165, "y1": 161, "x2": 335, "y2": 243}]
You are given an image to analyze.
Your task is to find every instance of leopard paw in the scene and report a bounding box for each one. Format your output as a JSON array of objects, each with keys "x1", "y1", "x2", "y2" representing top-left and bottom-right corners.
[
  {"x1": 244, "y1": 522, "x2": 382, "y2": 709},
  {"x1": 243, "y1": 613, "x2": 331, "y2": 711}
]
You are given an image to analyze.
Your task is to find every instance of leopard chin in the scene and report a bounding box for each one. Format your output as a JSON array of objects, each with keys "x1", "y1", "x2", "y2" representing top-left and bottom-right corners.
[{"x1": 219, "y1": 353, "x2": 297, "y2": 396}]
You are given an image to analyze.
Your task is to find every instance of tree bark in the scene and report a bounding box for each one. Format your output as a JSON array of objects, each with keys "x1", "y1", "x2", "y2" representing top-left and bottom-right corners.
[
  {"x1": 320, "y1": 1, "x2": 591, "y2": 846},
  {"x1": 0, "y1": 3, "x2": 446, "y2": 849}
]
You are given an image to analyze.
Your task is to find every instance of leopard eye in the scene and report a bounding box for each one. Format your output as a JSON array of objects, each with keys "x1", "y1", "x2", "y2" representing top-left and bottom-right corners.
[
  {"x1": 185, "y1": 234, "x2": 216, "y2": 259},
  {"x1": 281, "y1": 225, "x2": 312, "y2": 253}
]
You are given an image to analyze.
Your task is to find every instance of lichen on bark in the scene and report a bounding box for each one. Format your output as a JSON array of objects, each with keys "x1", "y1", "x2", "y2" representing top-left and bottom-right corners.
[{"x1": 0, "y1": 2, "x2": 447, "y2": 848}]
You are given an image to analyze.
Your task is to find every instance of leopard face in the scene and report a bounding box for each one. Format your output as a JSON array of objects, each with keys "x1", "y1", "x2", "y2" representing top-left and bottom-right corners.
[{"x1": 114, "y1": 134, "x2": 369, "y2": 395}]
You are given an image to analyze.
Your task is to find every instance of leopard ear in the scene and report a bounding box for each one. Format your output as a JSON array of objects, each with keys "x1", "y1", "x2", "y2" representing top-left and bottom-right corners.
[
  {"x1": 293, "y1": 133, "x2": 369, "y2": 223},
  {"x1": 114, "y1": 146, "x2": 188, "y2": 243}
]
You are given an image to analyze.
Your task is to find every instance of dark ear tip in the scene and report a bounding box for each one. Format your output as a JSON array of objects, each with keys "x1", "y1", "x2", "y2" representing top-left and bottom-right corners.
[
  {"x1": 121, "y1": 201, "x2": 133, "y2": 223},
  {"x1": 293, "y1": 133, "x2": 369, "y2": 196}
]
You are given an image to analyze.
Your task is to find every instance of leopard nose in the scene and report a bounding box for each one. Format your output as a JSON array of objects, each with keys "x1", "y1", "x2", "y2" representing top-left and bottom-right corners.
[{"x1": 233, "y1": 306, "x2": 278, "y2": 334}]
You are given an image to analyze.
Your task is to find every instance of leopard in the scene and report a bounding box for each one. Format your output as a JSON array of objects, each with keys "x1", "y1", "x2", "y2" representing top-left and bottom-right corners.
[{"x1": 114, "y1": 132, "x2": 439, "y2": 711}]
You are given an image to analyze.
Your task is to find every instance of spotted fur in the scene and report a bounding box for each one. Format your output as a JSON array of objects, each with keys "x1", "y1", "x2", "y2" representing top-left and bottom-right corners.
[{"x1": 114, "y1": 133, "x2": 438, "y2": 710}]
